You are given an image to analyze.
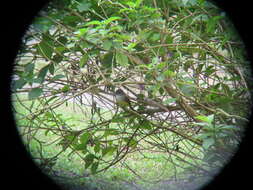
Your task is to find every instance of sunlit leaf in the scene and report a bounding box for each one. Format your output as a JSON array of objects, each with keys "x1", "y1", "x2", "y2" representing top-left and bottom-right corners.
[{"x1": 116, "y1": 51, "x2": 128, "y2": 66}]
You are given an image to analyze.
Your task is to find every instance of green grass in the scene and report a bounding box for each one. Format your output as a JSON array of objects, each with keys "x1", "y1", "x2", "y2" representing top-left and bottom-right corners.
[{"x1": 12, "y1": 93, "x2": 206, "y2": 190}]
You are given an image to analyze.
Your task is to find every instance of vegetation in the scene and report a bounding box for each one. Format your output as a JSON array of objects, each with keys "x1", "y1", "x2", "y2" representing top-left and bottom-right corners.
[{"x1": 12, "y1": 0, "x2": 251, "y2": 189}]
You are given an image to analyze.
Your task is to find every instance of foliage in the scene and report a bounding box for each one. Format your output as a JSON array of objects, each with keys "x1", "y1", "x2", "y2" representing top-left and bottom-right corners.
[{"x1": 13, "y1": 0, "x2": 251, "y2": 187}]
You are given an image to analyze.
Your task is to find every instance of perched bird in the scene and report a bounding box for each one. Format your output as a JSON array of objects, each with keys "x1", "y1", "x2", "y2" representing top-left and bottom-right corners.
[{"x1": 115, "y1": 89, "x2": 135, "y2": 111}]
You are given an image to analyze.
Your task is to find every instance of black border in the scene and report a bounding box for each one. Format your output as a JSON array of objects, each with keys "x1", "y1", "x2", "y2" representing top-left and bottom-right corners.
[{"x1": 2, "y1": 1, "x2": 253, "y2": 190}]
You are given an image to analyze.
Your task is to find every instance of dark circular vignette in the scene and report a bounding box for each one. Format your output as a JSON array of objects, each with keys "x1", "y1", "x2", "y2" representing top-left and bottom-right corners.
[
  {"x1": 3, "y1": 1, "x2": 62, "y2": 190},
  {"x1": 2, "y1": 1, "x2": 253, "y2": 190}
]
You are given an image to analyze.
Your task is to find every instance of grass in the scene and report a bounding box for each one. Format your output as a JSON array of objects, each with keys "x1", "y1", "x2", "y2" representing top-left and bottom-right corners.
[{"x1": 12, "y1": 93, "x2": 208, "y2": 190}]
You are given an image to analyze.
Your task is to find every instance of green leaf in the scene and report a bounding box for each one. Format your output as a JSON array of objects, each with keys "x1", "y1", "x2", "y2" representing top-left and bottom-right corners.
[
  {"x1": 12, "y1": 78, "x2": 27, "y2": 90},
  {"x1": 77, "y1": 28, "x2": 89, "y2": 37},
  {"x1": 178, "y1": 83, "x2": 196, "y2": 96},
  {"x1": 84, "y1": 154, "x2": 95, "y2": 169},
  {"x1": 101, "y1": 52, "x2": 113, "y2": 69},
  {"x1": 91, "y1": 162, "x2": 99, "y2": 174},
  {"x1": 49, "y1": 64, "x2": 55, "y2": 75},
  {"x1": 140, "y1": 120, "x2": 152, "y2": 130},
  {"x1": 44, "y1": 129, "x2": 50, "y2": 136},
  {"x1": 195, "y1": 115, "x2": 209, "y2": 122},
  {"x1": 38, "y1": 64, "x2": 50, "y2": 82},
  {"x1": 156, "y1": 62, "x2": 167, "y2": 69},
  {"x1": 52, "y1": 54, "x2": 63, "y2": 63},
  {"x1": 202, "y1": 138, "x2": 215, "y2": 149},
  {"x1": 51, "y1": 74, "x2": 65, "y2": 80},
  {"x1": 25, "y1": 63, "x2": 35, "y2": 73},
  {"x1": 207, "y1": 15, "x2": 223, "y2": 33},
  {"x1": 128, "y1": 139, "x2": 138, "y2": 148},
  {"x1": 149, "y1": 33, "x2": 160, "y2": 42},
  {"x1": 85, "y1": 20, "x2": 101, "y2": 26},
  {"x1": 195, "y1": 133, "x2": 211, "y2": 140},
  {"x1": 77, "y1": 1, "x2": 91, "y2": 12},
  {"x1": 102, "y1": 146, "x2": 116, "y2": 157},
  {"x1": 80, "y1": 132, "x2": 91, "y2": 145},
  {"x1": 61, "y1": 85, "x2": 70, "y2": 93},
  {"x1": 219, "y1": 125, "x2": 239, "y2": 131},
  {"x1": 116, "y1": 51, "x2": 128, "y2": 66},
  {"x1": 36, "y1": 34, "x2": 54, "y2": 59},
  {"x1": 163, "y1": 70, "x2": 175, "y2": 77},
  {"x1": 94, "y1": 143, "x2": 100, "y2": 153},
  {"x1": 80, "y1": 54, "x2": 88, "y2": 67},
  {"x1": 163, "y1": 98, "x2": 177, "y2": 104},
  {"x1": 195, "y1": 114, "x2": 214, "y2": 124},
  {"x1": 56, "y1": 36, "x2": 68, "y2": 45},
  {"x1": 28, "y1": 88, "x2": 43, "y2": 100},
  {"x1": 111, "y1": 116, "x2": 125, "y2": 123},
  {"x1": 103, "y1": 17, "x2": 122, "y2": 25},
  {"x1": 103, "y1": 129, "x2": 119, "y2": 137},
  {"x1": 74, "y1": 143, "x2": 87, "y2": 151},
  {"x1": 126, "y1": 42, "x2": 137, "y2": 50},
  {"x1": 102, "y1": 40, "x2": 113, "y2": 50}
]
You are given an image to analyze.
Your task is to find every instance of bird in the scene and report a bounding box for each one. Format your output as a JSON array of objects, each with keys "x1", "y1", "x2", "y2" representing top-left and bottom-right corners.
[{"x1": 115, "y1": 89, "x2": 135, "y2": 111}]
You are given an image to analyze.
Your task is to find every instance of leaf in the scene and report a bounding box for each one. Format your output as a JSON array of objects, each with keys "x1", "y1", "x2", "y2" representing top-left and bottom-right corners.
[
  {"x1": 163, "y1": 98, "x2": 177, "y2": 104},
  {"x1": 51, "y1": 74, "x2": 65, "y2": 80},
  {"x1": 163, "y1": 70, "x2": 175, "y2": 77},
  {"x1": 195, "y1": 115, "x2": 209, "y2": 122},
  {"x1": 207, "y1": 15, "x2": 223, "y2": 33},
  {"x1": 91, "y1": 162, "x2": 99, "y2": 174},
  {"x1": 126, "y1": 42, "x2": 137, "y2": 50},
  {"x1": 202, "y1": 138, "x2": 215, "y2": 149},
  {"x1": 85, "y1": 20, "x2": 101, "y2": 26},
  {"x1": 52, "y1": 54, "x2": 63, "y2": 63},
  {"x1": 102, "y1": 146, "x2": 116, "y2": 157},
  {"x1": 12, "y1": 78, "x2": 27, "y2": 90},
  {"x1": 80, "y1": 54, "x2": 88, "y2": 67},
  {"x1": 111, "y1": 116, "x2": 125, "y2": 123},
  {"x1": 80, "y1": 132, "x2": 91, "y2": 145},
  {"x1": 56, "y1": 36, "x2": 68, "y2": 45},
  {"x1": 103, "y1": 16, "x2": 122, "y2": 25},
  {"x1": 178, "y1": 83, "x2": 196, "y2": 96},
  {"x1": 28, "y1": 88, "x2": 43, "y2": 100},
  {"x1": 195, "y1": 115, "x2": 214, "y2": 124},
  {"x1": 102, "y1": 40, "x2": 112, "y2": 50},
  {"x1": 61, "y1": 85, "x2": 70, "y2": 93},
  {"x1": 77, "y1": 1, "x2": 91, "y2": 12},
  {"x1": 25, "y1": 63, "x2": 35, "y2": 73},
  {"x1": 49, "y1": 64, "x2": 55, "y2": 75},
  {"x1": 94, "y1": 143, "x2": 100, "y2": 153},
  {"x1": 45, "y1": 96, "x2": 57, "y2": 104},
  {"x1": 74, "y1": 143, "x2": 87, "y2": 151},
  {"x1": 38, "y1": 64, "x2": 50, "y2": 82},
  {"x1": 140, "y1": 119, "x2": 152, "y2": 130},
  {"x1": 44, "y1": 129, "x2": 50, "y2": 136},
  {"x1": 101, "y1": 52, "x2": 113, "y2": 69},
  {"x1": 84, "y1": 154, "x2": 95, "y2": 169},
  {"x1": 219, "y1": 125, "x2": 239, "y2": 131},
  {"x1": 116, "y1": 51, "x2": 128, "y2": 66},
  {"x1": 128, "y1": 139, "x2": 138, "y2": 148},
  {"x1": 103, "y1": 129, "x2": 119, "y2": 137},
  {"x1": 149, "y1": 33, "x2": 160, "y2": 42},
  {"x1": 195, "y1": 133, "x2": 211, "y2": 140},
  {"x1": 36, "y1": 34, "x2": 54, "y2": 59}
]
